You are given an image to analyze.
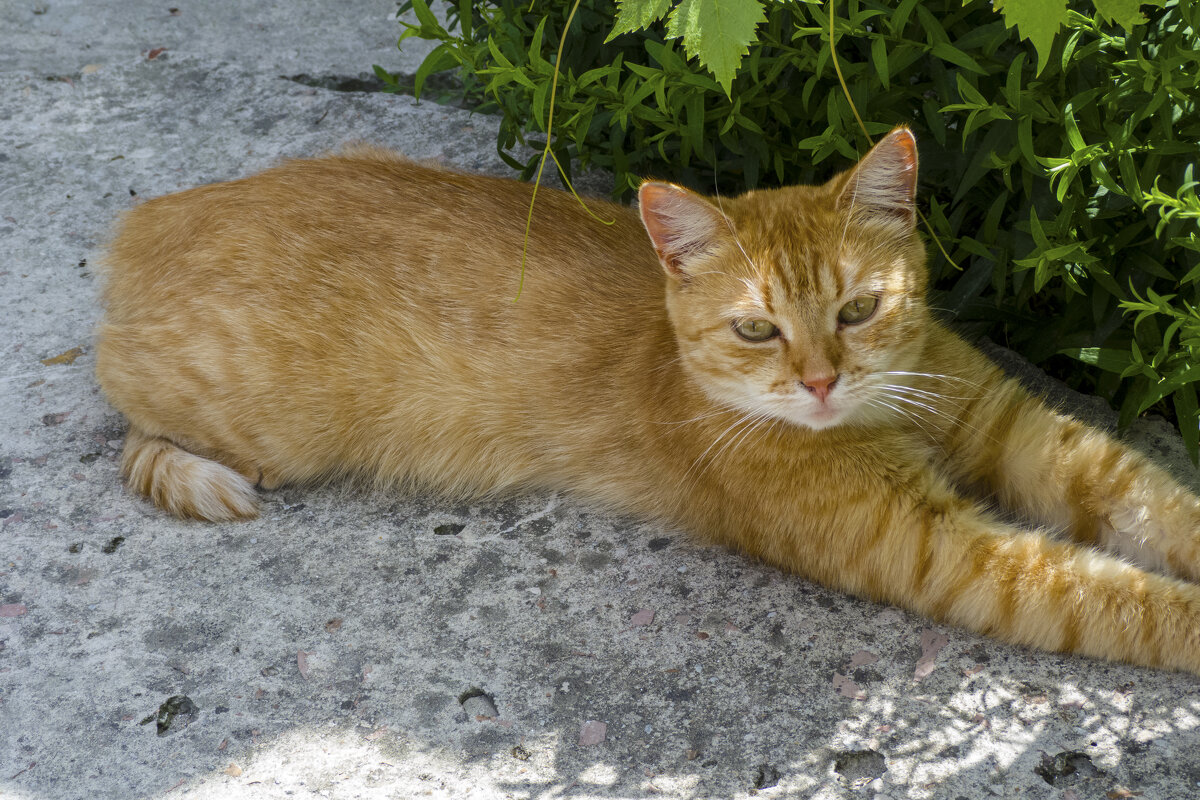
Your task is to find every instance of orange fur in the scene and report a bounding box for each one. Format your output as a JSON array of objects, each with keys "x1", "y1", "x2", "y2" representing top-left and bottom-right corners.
[{"x1": 96, "y1": 131, "x2": 1200, "y2": 673}]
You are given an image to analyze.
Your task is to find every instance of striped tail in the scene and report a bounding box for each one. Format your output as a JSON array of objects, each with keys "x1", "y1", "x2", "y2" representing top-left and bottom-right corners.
[{"x1": 121, "y1": 425, "x2": 259, "y2": 521}]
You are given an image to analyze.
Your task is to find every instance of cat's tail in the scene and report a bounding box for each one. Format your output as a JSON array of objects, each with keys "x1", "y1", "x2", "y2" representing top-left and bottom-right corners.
[{"x1": 121, "y1": 425, "x2": 260, "y2": 521}]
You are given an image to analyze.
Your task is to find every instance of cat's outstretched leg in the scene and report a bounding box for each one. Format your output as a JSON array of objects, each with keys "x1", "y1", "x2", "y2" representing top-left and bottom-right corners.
[
  {"x1": 718, "y1": 461, "x2": 1200, "y2": 674},
  {"x1": 870, "y1": 477, "x2": 1200, "y2": 673},
  {"x1": 919, "y1": 327, "x2": 1200, "y2": 582},
  {"x1": 121, "y1": 425, "x2": 260, "y2": 521}
]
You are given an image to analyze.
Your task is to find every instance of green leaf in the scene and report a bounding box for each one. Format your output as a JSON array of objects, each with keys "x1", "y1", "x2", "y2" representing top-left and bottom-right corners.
[
  {"x1": 993, "y1": 0, "x2": 1069, "y2": 74},
  {"x1": 413, "y1": 42, "x2": 460, "y2": 99},
  {"x1": 1062, "y1": 347, "x2": 1132, "y2": 374},
  {"x1": 608, "y1": 0, "x2": 673, "y2": 41},
  {"x1": 372, "y1": 64, "x2": 398, "y2": 88},
  {"x1": 870, "y1": 36, "x2": 889, "y2": 90},
  {"x1": 1139, "y1": 365, "x2": 1200, "y2": 415},
  {"x1": 1093, "y1": 0, "x2": 1152, "y2": 31},
  {"x1": 1061, "y1": 103, "x2": 1086, "y2": 150},
  {"x1": 1003, "y1": 51, "x2": 1026, "y2": 112},
  {"x1": 931, "y1": 41, "x2": 986, "y2": 74},
  {"x1": 1017, "y1": 114, "x2": 1036, "y2": 167},
  {"x1": 527, "y1": 17, "x2": 549, "y2": 73},
  {"x1": 1174, "y1": 382, "x2": 1200, "y2": 465},
  {"x1": 665, "y1": 0, "x2": 766, "y2": 96},
  {"x1": 955, "y1": 73, "x2": 988, "y2": 107},
  {"x1": 409, "y1": 0, "x2": 448, "y2": 37}
]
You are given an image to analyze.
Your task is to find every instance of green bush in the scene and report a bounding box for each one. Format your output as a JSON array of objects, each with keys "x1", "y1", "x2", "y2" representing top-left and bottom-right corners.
[{"x1": 387, "y1": 0, "x2": 1200, "y2": 461}]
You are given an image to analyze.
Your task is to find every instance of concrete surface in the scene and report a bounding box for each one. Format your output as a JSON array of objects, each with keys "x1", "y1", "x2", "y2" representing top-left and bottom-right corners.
[{"x1": 3, "y1": 2, "x2": 1200, "y2": 798}]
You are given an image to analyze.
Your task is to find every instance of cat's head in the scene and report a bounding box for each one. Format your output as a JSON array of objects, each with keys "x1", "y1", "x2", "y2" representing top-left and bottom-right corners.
[{"x1": 638, "y1": 128, "x2": 930, "y2": 431}]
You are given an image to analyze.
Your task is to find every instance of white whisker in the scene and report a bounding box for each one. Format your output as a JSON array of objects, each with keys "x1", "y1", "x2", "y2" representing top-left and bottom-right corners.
[
  {"x1": 876, "y1": 391, "x2": 942, "y2": 417},
  {"x1": 655, "y1": 403, "x2": 741, "y2": 427},
  {"x1": 714, "y1": 412, "x2": 775, "y2": 464},
  {"x1": 689, "y1": 412, "x2": 756, "y2": 474},
  {"x1": 875, "y1": 388, "x2": 997, "y2": 445},
  {"x1": 878, "y1": 370, "x2": 986, "y2": 390},
  {"x1": 875, "y1": 383, "x2": 971, "y2": 403},
  {"x1": 682, "y1": 408, "x2": 771, "y2": 491},
  {"x1": 865, "y1": 397, "x2": 945, "y2": 452}
]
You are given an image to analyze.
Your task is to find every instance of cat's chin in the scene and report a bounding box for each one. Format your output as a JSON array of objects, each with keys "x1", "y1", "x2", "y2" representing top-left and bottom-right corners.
[
  {"x1": 796, "y1": 405, "x2": 848, "y2": 431},
  {"x1": 765, "y1": 401, "x2": 853, "y2": 432}
]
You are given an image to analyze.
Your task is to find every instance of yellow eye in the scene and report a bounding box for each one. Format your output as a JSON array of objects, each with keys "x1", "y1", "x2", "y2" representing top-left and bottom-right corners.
[
  {"x1": 733, "y1": 318, "x2": 779, "y2": 342},
  {"x1": 837, "y1": 295, "x2": 879, "y2": 325}
]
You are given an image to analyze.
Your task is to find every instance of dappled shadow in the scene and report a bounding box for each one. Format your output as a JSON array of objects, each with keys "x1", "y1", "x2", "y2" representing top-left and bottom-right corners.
[{"x1": 4, "y1": 445, "x2": 1200, "y2": 799}]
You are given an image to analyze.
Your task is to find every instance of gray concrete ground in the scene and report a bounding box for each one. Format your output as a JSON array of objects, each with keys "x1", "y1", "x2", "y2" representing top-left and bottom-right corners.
[{"x1": 3, "y1": 2, "x2": 1200, "y2": 798}]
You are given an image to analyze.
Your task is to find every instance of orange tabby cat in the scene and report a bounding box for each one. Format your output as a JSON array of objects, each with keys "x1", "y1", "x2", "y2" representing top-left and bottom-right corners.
[{"x1": 96, "y1": 129, "x2": 1200, "y2": 674}]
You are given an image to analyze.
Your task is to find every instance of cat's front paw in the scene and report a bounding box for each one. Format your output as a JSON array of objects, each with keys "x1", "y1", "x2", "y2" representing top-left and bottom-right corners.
[
  {"x1": 1100, "y1": 490, "x2": 1200, "y2": 582},
  {"x1": 1099, "y1": 504, "x2": 1169, "y2": 572}
]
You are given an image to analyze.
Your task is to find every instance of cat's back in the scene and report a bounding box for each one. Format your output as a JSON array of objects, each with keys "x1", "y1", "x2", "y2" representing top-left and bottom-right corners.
[
  {"x1": 96, "y1": 148, "x2": 667, "y2": 494},
  {"x1": 103, "y1": 147, "x2": 643, "y2": 304}
]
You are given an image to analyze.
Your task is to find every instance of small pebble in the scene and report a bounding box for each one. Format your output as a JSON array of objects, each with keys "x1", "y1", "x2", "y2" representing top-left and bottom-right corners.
[
  {"x1": 630, "y1": 608, "x2": 655, "y2": 626},
  {"x1": 578, "y1": 720, "x2": 607, "y2": 746},
  {"x1": 461, "y1": 693, "x2": 497, "y2": 719}
]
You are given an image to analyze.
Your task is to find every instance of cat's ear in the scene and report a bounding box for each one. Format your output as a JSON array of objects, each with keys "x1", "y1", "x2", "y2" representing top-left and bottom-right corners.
[
  {"x1": 638, "y1": 182, "x2": 730, "y2": 278},
  {"x1": 837, "y1": 127, "x2": 918, "y2": 228}
]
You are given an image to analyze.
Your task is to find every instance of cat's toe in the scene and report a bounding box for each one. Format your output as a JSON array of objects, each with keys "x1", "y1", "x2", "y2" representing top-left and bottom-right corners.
[{"x1": 256, "y1": 470, "x2": 284, "y2": 491}]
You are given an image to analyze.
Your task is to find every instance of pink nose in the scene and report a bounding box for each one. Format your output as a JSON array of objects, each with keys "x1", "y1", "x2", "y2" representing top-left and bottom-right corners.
[{"x1": 801, "y1": 374, "x2": 838, "y2": 402}]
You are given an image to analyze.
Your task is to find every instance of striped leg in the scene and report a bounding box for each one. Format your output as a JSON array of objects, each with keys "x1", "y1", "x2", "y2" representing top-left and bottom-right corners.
[
  {"x1": 810, "y1": 471, "x2": 1200, "y2": 674},
  {"x1": 919, "y1": 328, "x2": 1200, "y2": 582}
]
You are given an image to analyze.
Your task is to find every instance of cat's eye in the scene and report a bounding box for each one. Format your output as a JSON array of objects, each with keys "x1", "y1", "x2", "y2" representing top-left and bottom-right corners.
[
  {"x1": 733, "y1": 318, "x2": 779, "y2": 342},
  {"x1": 837, "y1": 295, "x2": 879, "y2": 325}
]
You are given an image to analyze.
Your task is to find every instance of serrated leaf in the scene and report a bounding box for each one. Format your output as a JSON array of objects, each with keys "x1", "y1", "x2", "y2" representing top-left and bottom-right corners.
[
  {"x1": 993, "y1": 0, "x2": 1068, "y2": 74},
  {"x1": 608, "y1": 0, "x2": 673, "y2": 41},
  {"x1": 1094, "y1": 0, "x2": 1153, "y2": 31},
  {"x1": 665, "y1": 0, "x2": 766, "y2": 96}
]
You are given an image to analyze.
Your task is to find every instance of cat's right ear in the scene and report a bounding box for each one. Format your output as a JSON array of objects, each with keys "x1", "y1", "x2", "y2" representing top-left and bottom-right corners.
[
  {"x1": 638, "y1": 182, "x2": 729, "y2": 279},
  {"x1": 836, "y1": 127, "x2": 918, "y2": 229}
]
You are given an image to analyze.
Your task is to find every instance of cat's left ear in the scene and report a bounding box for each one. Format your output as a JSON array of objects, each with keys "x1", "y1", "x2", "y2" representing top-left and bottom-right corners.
[
  {"x1": 638, "y1": 181, "x2": 731, "y2": 279},
  {"x1": 837, "y1": 127, "x2": 918, "y2": 228}
]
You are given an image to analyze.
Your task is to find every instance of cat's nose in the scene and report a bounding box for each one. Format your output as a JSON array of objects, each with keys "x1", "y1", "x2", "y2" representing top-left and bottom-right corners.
[{"x1": 801, "y1": 374, "x2": 838, "y2": 402}]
